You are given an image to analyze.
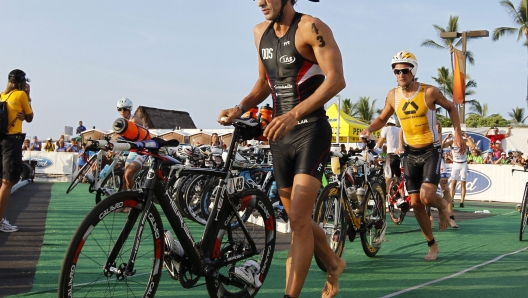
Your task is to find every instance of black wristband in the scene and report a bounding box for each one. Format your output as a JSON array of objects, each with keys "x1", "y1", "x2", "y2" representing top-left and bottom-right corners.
[{"x1": 235, "y1": 104, "x2": 247, "y2": 115}]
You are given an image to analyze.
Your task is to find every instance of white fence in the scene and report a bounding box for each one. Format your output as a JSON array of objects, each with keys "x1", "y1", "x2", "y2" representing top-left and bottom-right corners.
[
  {"x1": 446, "y1": 164, "x2": 526, "y2": 203},
  {"x1": 22, "y1": 151, "x2": 78, "y2": 175}
]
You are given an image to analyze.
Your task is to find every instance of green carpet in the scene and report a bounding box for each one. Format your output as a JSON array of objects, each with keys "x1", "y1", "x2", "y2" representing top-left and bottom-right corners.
[{"x1": 10, "y1": 183, "x2": 528, "y2": 297}]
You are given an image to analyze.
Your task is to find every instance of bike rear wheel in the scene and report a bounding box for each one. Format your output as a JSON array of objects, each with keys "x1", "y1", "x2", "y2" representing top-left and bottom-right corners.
[
  {"x1": 58, "y1": 191, "x2": 164, "y2": 297},
  {"x1": 387, "y1": 180, "x2": 406, "y2": 225},
  {"x1": 67, "y1": 154, "x2": 97, "y2": 194},
  {"x1": 313, "y1": 183, "x2": 347, "y2": 272},
  {"x1": 360, "y1": 182, "x2": 386, "y2": 257},
  {"x1": 520, "y1": 182, "x2": 528, "y2": 241},
  {"x1": 204, "y1": 188, "x2": 276, "y2": 297}
]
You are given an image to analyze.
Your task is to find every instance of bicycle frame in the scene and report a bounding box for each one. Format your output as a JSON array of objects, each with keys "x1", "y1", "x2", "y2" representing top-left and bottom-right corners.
[{"x1": 89, "y1": 149, "x2": 123, "y2": 191}]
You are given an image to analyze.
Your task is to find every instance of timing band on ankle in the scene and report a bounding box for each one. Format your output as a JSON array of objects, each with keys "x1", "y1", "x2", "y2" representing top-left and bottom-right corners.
[
  {"x1": 427, "y1": 238, "x2": 436, "y2": 247},
  {"x1": 450, "y1": 215, "x2": 455, "y2": 220}
]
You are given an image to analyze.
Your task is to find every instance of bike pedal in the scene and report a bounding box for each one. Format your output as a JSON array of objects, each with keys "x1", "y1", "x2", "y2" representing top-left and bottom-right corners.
[{"x1": 347, "y1": 226, "x2": 356, "y2": 242}]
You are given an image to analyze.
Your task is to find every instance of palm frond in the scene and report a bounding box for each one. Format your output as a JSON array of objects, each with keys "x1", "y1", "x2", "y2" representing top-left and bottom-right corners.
[
  {"x1": 421, "y1": 39, "x2": 446, "y2": 49},
  {"x1": 499, "y1": 0, "x2": 523, "y2": 23},
  {"x1": 493, "y1": 27, "x2": 518, "y2": 40}
]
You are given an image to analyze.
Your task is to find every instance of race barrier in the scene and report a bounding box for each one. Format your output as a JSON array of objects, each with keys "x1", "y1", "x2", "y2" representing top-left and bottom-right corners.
[
  {"x1": 22, "y1": 151, "x2": 78, "y2": 175},
  {"x1": 446, "y1": 163, "x2": 526, "y2": 203}
]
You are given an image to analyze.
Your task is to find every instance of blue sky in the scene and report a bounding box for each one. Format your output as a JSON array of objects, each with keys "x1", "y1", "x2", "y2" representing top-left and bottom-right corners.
[{"x1": 1, "y1": 0, "x2": 525, "y2": 140}]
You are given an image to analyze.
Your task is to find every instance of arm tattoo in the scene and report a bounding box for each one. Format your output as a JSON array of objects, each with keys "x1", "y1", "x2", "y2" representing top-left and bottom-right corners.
[
  {"x1": 311, "y1": 23, "x2": 319, "y2": 34},
  {"x1": 311, "y1": 23, "x2": 326, "y2": 47}
]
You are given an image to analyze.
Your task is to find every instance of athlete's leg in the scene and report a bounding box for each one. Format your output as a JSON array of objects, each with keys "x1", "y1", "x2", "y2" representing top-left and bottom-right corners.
[
  {"x1": 440, "y1": 177, "x2": 457, "y2": 228},
  {"x1": 409, "y1": 190, "x2": 440, "y2": 260},
  {"x1": 450, "y1": 179, "x2": 458, "y2": 206},
  {"x1": 421, "y1": 183, "x2": 449, "y2": 232},
  {"x1": 280, "y1": 174, "x2": 345, "y2": 298},
  {"x1": 460, "y1": 181, "x2": 466, "y2": 205},
  {"x1": 124, "y1": 161, "x2": 141, "y2": 191}
]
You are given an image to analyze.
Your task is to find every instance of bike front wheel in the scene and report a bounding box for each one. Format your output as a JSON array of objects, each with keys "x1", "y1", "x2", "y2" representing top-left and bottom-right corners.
[
  {"x1": 312, "y1": 182, "x2": 347, "y2": 272},
  {"x1": 360, "y1": 182, "x2": 386, "y2": 257},
  {"x1": 58, "y1": 191, "x2": 164, "y2": 297},
  {"x1": 95, "y1": 168, "x2": 124, "y2": 204},
  {"x1": 520, "y1": 182, "x2": 528, "y2": 241},
  {"x1": 203, "y1": 188, "x2": 276, "y2": 297}
]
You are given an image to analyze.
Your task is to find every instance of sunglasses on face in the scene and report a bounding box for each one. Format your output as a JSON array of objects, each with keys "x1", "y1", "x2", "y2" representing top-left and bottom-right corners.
[
  {"x1": 393, "y1": 68, "x2": 412, "y2": 75},
  {"x1": 117, "y1": 108, "x2": 130, "y2": 112}
]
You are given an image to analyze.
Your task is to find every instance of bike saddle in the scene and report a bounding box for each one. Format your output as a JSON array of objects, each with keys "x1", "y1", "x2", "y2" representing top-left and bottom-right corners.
[
  {"x1": 152, "y1": 137, "x2": 180, "y2": 148},
  {"x1": 234, "y1": 118, "x2": 260, "y2": 127}
]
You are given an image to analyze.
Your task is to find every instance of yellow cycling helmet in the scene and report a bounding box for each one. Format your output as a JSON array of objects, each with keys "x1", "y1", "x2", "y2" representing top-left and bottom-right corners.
[{"x1": 391, "y1": 51, "x2": 418, "y2": 76}]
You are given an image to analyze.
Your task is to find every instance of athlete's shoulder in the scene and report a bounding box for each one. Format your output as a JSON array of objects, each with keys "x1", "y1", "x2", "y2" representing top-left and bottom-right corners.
[
  {"x1": 298, "y1": 14, "x2": 329, "y2": 32},
  {"x1": 254, "y1": 21, "x2": 270, "y2": 43}
]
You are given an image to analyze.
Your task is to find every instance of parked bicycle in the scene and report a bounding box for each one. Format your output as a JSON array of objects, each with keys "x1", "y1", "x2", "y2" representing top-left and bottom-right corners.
[
  {"x1": 313, "y1": 144, "x2": 386, "y2": 272},
  {"x1": 66, "y1": 137, "x2": 125, "y2": 204},
  {"x1": 58, "y1": 118, "x2": 276, "y2": 297}
]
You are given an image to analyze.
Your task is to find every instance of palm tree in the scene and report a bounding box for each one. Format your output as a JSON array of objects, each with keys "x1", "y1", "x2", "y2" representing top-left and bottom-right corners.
[
  {"x1": 466, "y1": 100, "x2": 488, "y2": 117},
  {"x1": 421, "y1": 15, "x2": 477, "y2": 69},
  {"x1": 508, "y1": 107, "x2": 528, "y2": 124},
  {"x1": 493, "y1": 1, "x2": 528, "y2": 48},
  {"x1": 341, "y1": 98, "x2": 354, "y2": 116},
  {"x1": 493, "y1": 0, "x2": 528, "y2": 106},
  {"x1": 352, "y1": 96, "x2": 377, "y2": 123}
]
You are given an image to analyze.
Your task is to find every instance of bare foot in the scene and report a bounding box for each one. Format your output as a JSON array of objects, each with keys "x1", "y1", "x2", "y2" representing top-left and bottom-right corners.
[
  {"x1": 437, "y1": 200, "x2": 450, "y2": 231},
  {"x1": 424, "y1": 242, "x2": 439, "y2": 261},
  {"x1": 322, "y1": 258, "x2": 346, "y2": 298},
  {"x1": 449, "y1": 218, "x2": 459, "y2": 228}
]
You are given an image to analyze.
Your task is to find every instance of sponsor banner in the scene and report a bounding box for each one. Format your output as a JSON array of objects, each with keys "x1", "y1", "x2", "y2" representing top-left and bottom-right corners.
[
  {"x1": 22, "y1": 151, "x2": 78, "y2": 175},
  {"x1": 446, "y1": 164, "x2": 525, "y2": 203}
]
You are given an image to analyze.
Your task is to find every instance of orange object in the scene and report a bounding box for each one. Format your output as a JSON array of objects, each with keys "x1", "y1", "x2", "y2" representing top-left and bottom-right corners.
[
  {"x1": 113, "y1": 118, "x2": 151, "y2": 141},
  {"x1": 243, "y1": 107, "x2": 258, "y2": 119},
  {"x1": 259, "y1": 104, "x2": 273, "y2": 129}
]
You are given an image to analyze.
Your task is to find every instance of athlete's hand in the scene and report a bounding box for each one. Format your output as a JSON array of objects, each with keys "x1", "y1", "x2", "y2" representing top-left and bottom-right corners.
[
  {"x1": 263, "y1": 112, "x2": 297, "y2": 141},
  {"x1": 16, "y1": 112, "x2": 25, "y2": 121},
  {"x1": 217, "y1": 107, "x2": 242, "y2": 125},
  {"x1": 359, "y1": 128, "x2": 371, "y2": 140},
  {"x1": 453, "y1": 132, "x2": 467, "y2": 154}
]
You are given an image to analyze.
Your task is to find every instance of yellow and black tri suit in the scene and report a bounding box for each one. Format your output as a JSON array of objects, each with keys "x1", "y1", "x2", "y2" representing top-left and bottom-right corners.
[{"x1": 394, "y1": 84, "x2": 442, "y2": 194}]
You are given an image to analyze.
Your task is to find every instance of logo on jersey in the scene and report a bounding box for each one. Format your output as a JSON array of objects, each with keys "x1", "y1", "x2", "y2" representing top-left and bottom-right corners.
[
  {"x1": 283, "y1": 41, "x2": 290, "y2": 46},
  {"x1": 402, "y1": 101, "x2": 419, "y2": 115},
  {"x1": 274, "y1": 84, "x2": 292, "y2": 89},
  {"x1": 262, "y1": 48, "x2": 273, "y2": 59},
  {"x1": 279, "y1": 55, "x2": 296, "y2": 64}
]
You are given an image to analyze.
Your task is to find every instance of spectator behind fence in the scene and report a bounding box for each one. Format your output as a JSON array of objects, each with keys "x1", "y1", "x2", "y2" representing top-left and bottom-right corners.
[
  {"x1": 482, "y1": 149, "x2": 494, "y2": 164},
  {"x1": 485, "y1": 126, "x2": 512, "y2": 145},
  {"x1": 56, "y1": 140, "x2": 67, "y2": 152},
  {"x1": 78, "y1": 143, "x2": 89, "y2": 170},
  {"x1": 76, "y1": 121, "x2": 86, "y2": 135},
  {"x1": 67, "y1": 139, "x2": 80, "y2": 152},
  {"x1": 467, "y1": 148, "x2": 483, "y2": 164},
  {"x1": 21, "y1": 139, "x2": 30, "y2": 151},
  {"x1": 491, "y1": 140, "x2": 503, "y2": 160},
  {"x1": 31, "y1": 136, "x2": 41, "y2": 151},
  {"x1": 494, "y1": 151, "x2": 510, "y2": 165},
  {"x1": 56, "y1": 134, "x2": 65, "y2": 147},
  {"x1": 512, "y1": 150, "x2": 526, "y2": 167},
  {"x1": 43, "y1": 138, "x2": 55, "y2": 152}
]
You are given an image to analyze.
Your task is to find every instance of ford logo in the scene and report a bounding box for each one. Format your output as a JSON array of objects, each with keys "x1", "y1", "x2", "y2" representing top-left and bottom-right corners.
[
  {"x1": 446, "y1": 168, "x2": 492, "y2": 195},
  {"x1": 24, "y1": 157, "x2": 53, "y2": 168}
]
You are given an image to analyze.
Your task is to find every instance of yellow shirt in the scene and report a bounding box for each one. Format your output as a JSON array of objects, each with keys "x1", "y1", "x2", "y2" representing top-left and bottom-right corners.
[
  {"x1": 394, "y1": 84, "x2": 440, "y2": 147},
  {"x1": 1, "y1": 90, "x2": 32, "y2": 134}
]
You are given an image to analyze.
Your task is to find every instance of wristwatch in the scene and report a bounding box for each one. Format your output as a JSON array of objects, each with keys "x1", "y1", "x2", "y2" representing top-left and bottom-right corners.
[{"x1": 235, "y1": 104, "x2": 247, "y2": 115}]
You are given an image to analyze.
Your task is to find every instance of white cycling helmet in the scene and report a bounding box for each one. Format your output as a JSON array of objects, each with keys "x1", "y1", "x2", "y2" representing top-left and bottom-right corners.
[
  {"x1": 117, "y1": 98, "x2": 133, "y2": 110},
  {"x1": 391, "y1": 51, "x2": 418, "y2": 77}
]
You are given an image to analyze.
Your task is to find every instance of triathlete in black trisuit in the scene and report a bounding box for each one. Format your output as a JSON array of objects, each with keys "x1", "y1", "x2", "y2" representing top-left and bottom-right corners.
[{"x1": 218, "y1": 1, "x2": 346, "y2": 297}]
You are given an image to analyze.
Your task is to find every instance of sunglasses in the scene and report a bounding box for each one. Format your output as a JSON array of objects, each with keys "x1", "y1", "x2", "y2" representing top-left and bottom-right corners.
[
  {"x1": 393, "y1": 68, "x2": 412, "y2": 75},
  {"x1": 117, "y1": 108, "x2": 130, "y2": 112}
]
